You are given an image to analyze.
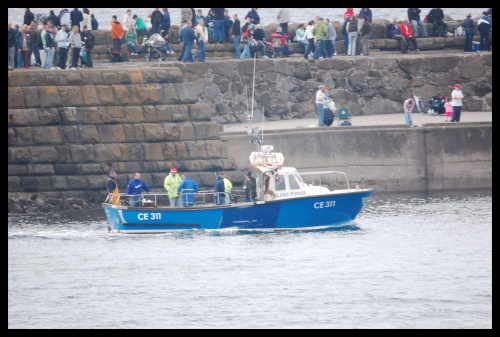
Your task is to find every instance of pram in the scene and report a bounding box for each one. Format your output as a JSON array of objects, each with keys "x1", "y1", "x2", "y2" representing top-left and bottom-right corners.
[
  {"x1": 269, "y1": 33, "x2": 285, "y2": 58},
  {"x1": 142, "y1": 33, "x2": 167, "y2": 61},
  {"x1": 428, "y1": 94, "x2": 446, "y2": 115}
]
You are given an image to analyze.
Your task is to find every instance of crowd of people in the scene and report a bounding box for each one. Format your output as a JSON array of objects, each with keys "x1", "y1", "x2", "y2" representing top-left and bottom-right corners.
[
  {"x1": 107, "y1": 167, "x2": 257, "y2": 207},
  {"x1": 8, "y1": 8, "x2": 492, "y2": 69}
]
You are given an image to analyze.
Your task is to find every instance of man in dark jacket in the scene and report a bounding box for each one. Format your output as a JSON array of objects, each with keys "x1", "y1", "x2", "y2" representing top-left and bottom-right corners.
[
  {"x1": 161, "y1": 8, "x2": 170, "y2": 35},
  {"x1": 427, "y1": 8, "x2": 447, "y2": 37},
  {"x1": 245, "y1": 172, "x2": 257, "y2": 202},
  {"x1": 407, "y1": 8, "x2": 428, "y2": 37},
  {"x1": 223, "y1": 10, "x2": 233, "y2": 43},
  {"x1": 45, "y1": 10, "x2": 60, "y2": 29},
  {"x1": 27, "y1": 21, "x2": 41, "y2": 66},
  {"x1": 245, "y1": 8, "x2": 260, "y2": 29},
  {"x1": 386, "y1": 18, "x2": 409, "y2": 53},
  {"x1": 23, "y1": 8, "x2": 34, "y2": 26},
  {"x1": 81, "y1": 25, "x2": 94, "y2": 68},
  {"x1": 70, "y1": 8, "x2": 83, "y2": 29},
  {"x1": 462, "y1": 13, "x2": 475, "y2": 52},
  {"x1": 180, "y1": 20, "x2": 196, "y2": 62},
  {"x1": 214, "y1": 172, "x2": 226, "y2": 205},
  {"x1": 477, "y1": 11, "x2": 491, "y2": 51},
  {"x1": 151, "y1": 8, "x2": 163, "y2": 35},
  {"x1": 212, "y1": 8, "x2": 225, "y2": 43},
  {"x1": 8, "y1": 23, "x2": 18, "y2": 70}
]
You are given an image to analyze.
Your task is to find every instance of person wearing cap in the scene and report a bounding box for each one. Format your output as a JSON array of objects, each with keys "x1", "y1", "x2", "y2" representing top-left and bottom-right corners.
[
  {"x1": 106, "y1": 170, "x2": 122, "y2": 206},
  {"x1": 451, "y1": 84, "x2": 464, "y2": 122},
  {"x1": 81, "y1": 25, "x2": 94, "y2": 68},
  {"x1": 164, "y1": 168, "x2": 182, "y2": 207},
  {"x1": 245, "y1": 172, "x2": 257, "y2": 202}
]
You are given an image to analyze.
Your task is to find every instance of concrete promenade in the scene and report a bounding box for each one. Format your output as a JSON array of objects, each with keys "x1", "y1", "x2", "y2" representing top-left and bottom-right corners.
[{"x1": 222, "y1": 111, "x2": 492, "y2": 134}]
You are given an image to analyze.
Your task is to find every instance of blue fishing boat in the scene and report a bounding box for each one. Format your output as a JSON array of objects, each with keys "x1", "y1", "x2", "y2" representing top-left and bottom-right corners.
[
  {"x1": 102, "y1": 55, "x2": 374, "y2": 233},
  {"x1": 102, "y1": 143, "x2": 374, "y2": 233}
]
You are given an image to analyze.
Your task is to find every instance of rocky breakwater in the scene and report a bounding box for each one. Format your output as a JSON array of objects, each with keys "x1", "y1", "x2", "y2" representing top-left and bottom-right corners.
[
  {"x1": 154, "y1": 52, "x2": 491, "y2": 124},
  {"x1": 8, "y1": 67, "x2": 235, "y2": 213}
]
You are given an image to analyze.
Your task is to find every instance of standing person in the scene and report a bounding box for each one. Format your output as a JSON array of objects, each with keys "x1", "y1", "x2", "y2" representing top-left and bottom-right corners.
[
  {"x1": 68, "y1": 25, "x2": 82, "y2": 69},
  {"x1": 125, "y1": 26, "x2": 139, "y2": 55},
  {"x1": 412, "y1": 91, "x2": 423, "y2": 112},
  {"x1": 399, "y1": 19, "x2": 419, "y2": 52},
  {"x1": 55, "y1": 24, "x2": 68, "y2": 69},
  {"x1": 245, "y1": 8, "x2": 260, "y2": 31},
  {"x1": 91, "y1": 14, "x2": 98, "y2": 30},
  {"x1": 245, "y1": 172, "x2": 257, "y2": 202},
  {"x1": 304, "y1": 20, "x2": 315, "y2": 59},
  {"x1": 18, "y1": 30, "x2": 31, "y2": 69},
  {"x1": 212, "y1": 8, "x2": 225, "y2": 44},
  {"x1": 126, "y1": 172, "x2": 150, "y2": 207},
  {"x1": 70, "y1": 8, "x2": 83, "y2": 30},
  {"x1": 81, "y1": 25, "x2": 94, "y2": 68},
  {"x1": 312, "y1": 17, "x2": 327, "y2": 59},
  {"x1": 214, "y1": 172, "x2": 226, "y2": 205},
  {"x1": 193, "y1": 20, "x2": 206, "y2": 62},
  {"x1": 151, "y1": 8, "x2": 163, "y2": 35},
  {"x1": 223, "y1": 173, "x2": 233, "y2": 205},
  {"x1": 8, "y1": 23, "x2": 18, "y2": 70},
  {"x1": 180, "y1": 20, "x2": 196, "y2": 63},
  {"x1": 344, "y1": 8, "x2": 354, "y2": 20},
  {"x1": 46, "y1": 10, "x2": 60, "y2": 29},
  {"x1": 444, "y1": 97, "x2": 453, "y2": 122},
  {"x1": 347, "y1": 15, "x2": 358, "y2": 56},
  {"x1": 277, "y1": 8, "x2": 289, "y2": 36},
  {"x1": 161, "y1": 8, "x2": 171, "y2": 36},
  {"x1": 177, "y1": 173, "x2": 199, "y2": 207},
  {"x1": 223, "y1": 10, "x2": 233, "y2": 43},
  {"x1": 360, "y1": 16, "x2": 371, "y2": 56},
  {"x1": 24, "y1": 8, "x2": 34, "y2": 26},
  {"x1": 316, "y1": 85, "x2": 326, "y2": 127},
  {"x1": 205, "y1": 9, "x2": 215, "y2": 43},
  {"x1": 28, "y1": 21, "x2": 41, "y2": 66},
  {"x1": 106, "y1": 170, "x2": 122, "y2": 206},
  {"x1": 387, "y1": 18, "x2": 409, "y2": 53},
  {"x1": 342, "y1": 14, "x2": 350, "y2": 55},
  {"x1": 359, "y1": 8, "x2": 373, "y2": 24},
  {"x1": 82, "y1": 8, "x2": 92, "y2": 31},
  {"x1": 231, "y1": 14, "x2": 241, "y2": 58},
  {"x1": 164, "y1": 167, "x2": 182, "y2": 208},
  {"x1": 111, "y1": 15, "x2": 124, "y2": 56},
  {"x1": 44, "y1": 27, "x2": 56, "y2": 69},
  {"x1": 462, "y1": 13, "x2": 475, "y2": 52},
  {"x1": 295, "y1": 23, "x2": 308, "y2": 54},
  {"x1": 427, "y1": 8, "x2": 447, "y2": 37},
  {"x1": 451, "y1": 84, "x2": 464, "y2": 122},
  {"x1": 407, "y1": 8, "x2": 428, "y2": 38},
  {"x1": 403, "y1": 98, "x2": 417, "y2": 127},
  {"x1": 123, "y1": 9, "x2": 134, "y2": 32},
  {"x1": 133, "y1": 14, "x2": 147, "y2": 39},
  {"x1": 58, "y1": 8, "x2": 71, "y2": 29},
  {"x1": 324, "y1": 19, "x2": 335, "y2": 58},
  {"x1": 477, "y1": 11, "x2": 492, "y2": 52}
]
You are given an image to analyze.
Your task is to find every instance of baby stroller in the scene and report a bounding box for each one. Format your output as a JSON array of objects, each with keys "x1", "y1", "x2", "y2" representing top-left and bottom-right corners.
[
  {"x1": 269, "y1": 33, "x2": 284, "y2": 58},
  {"x1": 428, "y1": 94, "x2": 446, "y2": 115},
  {"x1": 142, "y1": 33, "x2": 167, "y2": 61}
]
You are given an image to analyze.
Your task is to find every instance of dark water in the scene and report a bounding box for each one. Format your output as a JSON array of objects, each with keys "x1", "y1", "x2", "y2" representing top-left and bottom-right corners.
[{"x1": 8, "y1": 189, "x2": 491, "y2": 329}]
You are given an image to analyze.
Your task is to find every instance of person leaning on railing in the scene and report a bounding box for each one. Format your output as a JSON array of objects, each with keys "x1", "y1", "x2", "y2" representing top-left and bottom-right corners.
[
  {"x1": 106, "y1": 170, "x2": 122, "y2": 206},
  {"x1": 177, "y1": 173, "x2": 199, "y2": 207},
  {"x1": 126, "y1": 172, "x2": 150, "y2": 207}
]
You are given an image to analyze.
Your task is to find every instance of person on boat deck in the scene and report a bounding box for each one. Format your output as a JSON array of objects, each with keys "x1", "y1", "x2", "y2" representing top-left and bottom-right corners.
[
  {"x1": 106, "y1": 170, "x2": 122, "y2": 206},
  {"x1": 214, "y1": 172, "x2": 226, "y2": 205},
  {"x1": 177, "y1": 173, "x2": 199, "y2": 207},
  {"x1": 126, "y1": 172, "x2": 150, "y2": 207},
  {"x1": 245, "y1": 172, "x2": 257, "y2": 202},
  {"x1": 164, "y1": 167, "x2": 182, "y2": 207},
  {"x1": 223, "y1": 173, "x2": 233, "y2": 205}
]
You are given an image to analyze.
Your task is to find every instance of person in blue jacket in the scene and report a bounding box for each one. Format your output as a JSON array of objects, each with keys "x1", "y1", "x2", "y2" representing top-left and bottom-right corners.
[
  {"x1": 245, "y1": 8, "x2": 260, "y2": 31},
  {"x1": 177, "y1": 173, "x2": 199, "y2": 207},
  {"x1": 126, "y1": 172, "x2": 150, "y2": 207},
  {"x1": 462, "y1": 12, "x2": 475, "y2": 52},
  {"x1": 180, "y1": 20, "x2": 197, "y2": 62},
  {"x1": 359, "y1": 8, "x2": 372, "y2": 24}
]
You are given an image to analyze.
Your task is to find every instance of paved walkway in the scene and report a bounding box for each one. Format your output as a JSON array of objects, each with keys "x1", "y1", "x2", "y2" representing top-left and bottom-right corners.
[{"x1": 222, "y1": 111, "x2": 492, "y2": 134}]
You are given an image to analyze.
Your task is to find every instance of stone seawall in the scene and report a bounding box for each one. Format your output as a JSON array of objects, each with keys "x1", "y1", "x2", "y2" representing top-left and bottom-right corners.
[{"x1": 223, "y1": 123, "x2": 492, "y2": 192}]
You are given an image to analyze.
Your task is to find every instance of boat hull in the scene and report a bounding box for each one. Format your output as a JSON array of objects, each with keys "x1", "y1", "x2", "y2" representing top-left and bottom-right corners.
[{"x1": 103, "y1": 189, "x2": 373, "y2": 233}]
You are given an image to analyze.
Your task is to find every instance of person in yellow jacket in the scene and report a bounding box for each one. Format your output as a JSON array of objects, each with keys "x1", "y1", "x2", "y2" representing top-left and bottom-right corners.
[
  {"x1": 106, "y1": 170, "x2": 122, "y2": 205},
  {"x1": 164, "y1": 167, "x2": 182, "y2": 207},
  {"x1": 223, "y1": 173, "x2": 233, "y2": 204}
]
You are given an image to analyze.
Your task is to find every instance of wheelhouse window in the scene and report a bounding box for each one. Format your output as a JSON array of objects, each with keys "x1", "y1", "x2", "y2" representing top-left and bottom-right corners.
[
  {"x1": 288, "y1": 175, "x2": 300, "y2": 190},
  {"x1": 275, "y1": 174, "x2": 286, "y2": 191}
]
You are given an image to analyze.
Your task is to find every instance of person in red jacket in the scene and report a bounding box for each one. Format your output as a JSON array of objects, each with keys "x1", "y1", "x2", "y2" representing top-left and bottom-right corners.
[
  {"x1": 399, "y1": 19, "x2": 420, "y2": 52},
  {"x1": 344, "y1": 8, "x2": 355, "y2": 20},
  {"x1": 111, "y1": 15, "x2": 124, "y2": 54}
]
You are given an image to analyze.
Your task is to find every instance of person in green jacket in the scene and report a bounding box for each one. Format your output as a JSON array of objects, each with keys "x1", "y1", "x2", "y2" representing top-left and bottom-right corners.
[
  {"x1": 124, "y1": 26, "x2": 138, "y2": 55},
  {"x1": 312, "y1": 17, "x2": 327, "y2": 59},
  {"x1": 133, "y1": 14, "x2": 147, "y2": 39},
  {"x1": 164, "y1": 167, "x2": 182, "y2": 207}
]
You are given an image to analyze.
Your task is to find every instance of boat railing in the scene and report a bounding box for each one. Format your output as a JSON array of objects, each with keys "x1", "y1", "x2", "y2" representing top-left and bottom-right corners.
[
  {"x1": 299, "y1": 171, "x2": 351, "y2": 190},
  {"x1": 104, "y1": 189, "x2": 248, "y2": 207}
]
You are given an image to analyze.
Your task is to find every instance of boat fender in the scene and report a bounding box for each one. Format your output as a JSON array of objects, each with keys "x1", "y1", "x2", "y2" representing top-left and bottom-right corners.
[{"x1": 263, "y1": 191, "x2": 275, "y2": 201}]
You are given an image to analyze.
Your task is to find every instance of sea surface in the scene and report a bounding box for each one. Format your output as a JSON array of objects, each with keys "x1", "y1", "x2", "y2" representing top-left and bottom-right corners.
[
  {"x1": 8, "y1": 189, "x2": 492, "y2": 329},
  {"x1": 8, "y1": 8, "x2": 486, "y2": 28}
]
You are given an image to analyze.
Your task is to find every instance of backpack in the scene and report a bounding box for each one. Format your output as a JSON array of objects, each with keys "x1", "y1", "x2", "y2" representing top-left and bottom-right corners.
[{"x1": 341, "y1": 121, "x2": 352, "y2": 126}]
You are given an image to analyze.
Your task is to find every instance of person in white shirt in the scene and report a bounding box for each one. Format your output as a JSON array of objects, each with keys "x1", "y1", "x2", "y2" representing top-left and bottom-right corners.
[
  {"x1": 123, "y1": 9, "x2": 134, "y2": 32},
  {"x1": 451, "y1": 83, "x2": 464, "y2": 122},
  {"x1": 316, "y1": 85, "x2": 326, "y2": 127}
]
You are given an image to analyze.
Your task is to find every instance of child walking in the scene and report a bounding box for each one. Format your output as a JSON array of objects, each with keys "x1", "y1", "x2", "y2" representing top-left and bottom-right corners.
[{"x1": 444, "y1": 97, "x2": 453, "y2": 122}]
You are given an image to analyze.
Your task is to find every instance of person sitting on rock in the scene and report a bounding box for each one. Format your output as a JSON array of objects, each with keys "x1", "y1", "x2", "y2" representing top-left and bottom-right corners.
[
  {"x1": 386, "y1": 18, "x2": 409, "y2": 53},
  {"x1": 427, "y1": 8, "x2": 448, "y2": 37}
]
